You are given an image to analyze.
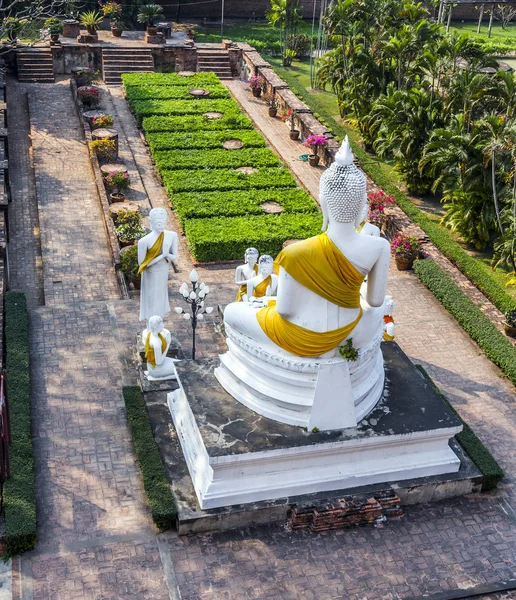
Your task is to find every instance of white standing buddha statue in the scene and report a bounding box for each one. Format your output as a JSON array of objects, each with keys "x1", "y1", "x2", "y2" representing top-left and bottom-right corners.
[
  {"x1": 216, "y1": 137, "x2": 392, "y2": 431},
  {"x1": 234, "y1": 247, "x2": 259, "y2": 302}
]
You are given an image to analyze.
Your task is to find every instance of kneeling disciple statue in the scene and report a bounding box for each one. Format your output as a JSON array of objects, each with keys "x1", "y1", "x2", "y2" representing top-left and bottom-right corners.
[
  {"x1": 216, "y1": 137, "x2": 391, "y2": 430},
  {"x1": 246, "y1": 255, "x2": 278, "y2": 303},
  {"x1": 138, "y1": 208, "x2": 178, "y2": 332},
  {"x1": 235, "y1": 247, "x2": 259, "y2": 302},
  {"x1": 144, "y1": 316, "x2": 177, "y2": 381}
]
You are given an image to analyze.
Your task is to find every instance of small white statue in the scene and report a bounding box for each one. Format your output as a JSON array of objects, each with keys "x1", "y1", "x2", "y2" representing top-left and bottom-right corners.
[
  {"x1": 138, "y1": 208, "x2": 178, "y2": 328},
  {"x1": 144, "y1": 315, "x2": 177, "y2": 381},
  {"x1": 383, "y1": 295, "x2": 395, "y2": 342},
  {"x1": 356, "y1": 202, "x2": 380, "y2": 237},
  {"x1": 235, "y1": 247, "x2": 259, "y2": 302},
  {"x1": 246, "y1": 255, "x2": 278, "y2": 303}
]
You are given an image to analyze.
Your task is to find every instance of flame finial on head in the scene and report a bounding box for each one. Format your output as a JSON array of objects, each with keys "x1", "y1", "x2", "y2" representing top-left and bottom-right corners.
[{"x1": 335, "y1": 136, "x2": 354, "y2": 167}]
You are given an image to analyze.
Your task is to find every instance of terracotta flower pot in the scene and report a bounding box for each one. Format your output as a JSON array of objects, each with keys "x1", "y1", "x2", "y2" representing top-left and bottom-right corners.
[
  {"x1": 395, "y1": 257, "x2": 414, "y2": 271},
  {"x1": 110, "y1": 192, "x2": 126, "y2": 203},
  {"x1": 268, "y1": 107, "x2": 277, "y2": 117},
  {"x1": 111, "y1": 27, "x2": 122, "y2": 37},
  {"x1": 147, "y1": 26, "x2": 158, "y2": 35},
  {"x1": 289, "y1": 130, "x2": 300, "y2": 141},
  {"x1": 86, "y1": 25, "x2": 96, "y2": 35},
  {"x1": 308, "y1": 155, "x2": 320, "y2": 167},
  {"x1": 252, "y1": 87, "x2": 262, "y2": 98},
  {"x1": 504, "y1": 323, "x2": 516, "y2": 338},
  {"x1": 50, "y1": 34, "x2": 60, "y2": 43}
]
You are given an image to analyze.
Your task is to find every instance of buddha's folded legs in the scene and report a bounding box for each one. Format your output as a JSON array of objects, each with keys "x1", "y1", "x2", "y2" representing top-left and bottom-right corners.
[{"x1": 224, "y1": 301, "x2": 273, "y2": 348}]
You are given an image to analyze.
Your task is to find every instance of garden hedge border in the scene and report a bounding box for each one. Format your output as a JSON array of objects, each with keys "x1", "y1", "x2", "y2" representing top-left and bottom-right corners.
[
  {"x1": 271, "y1": 63, "x2": 516, "y2": 315},
  {"x1": 122, "y1": 386, "x2": 176, "y2": 530},
  {"x1": 4, "y1": 292, "x2": 37, "y2": 557},
  {"x1": 415, "y1": 365, "x2": 504, "y2": 491},
  {"x1": 414, "y1": 258, "x2": 516, "y2": 386}
]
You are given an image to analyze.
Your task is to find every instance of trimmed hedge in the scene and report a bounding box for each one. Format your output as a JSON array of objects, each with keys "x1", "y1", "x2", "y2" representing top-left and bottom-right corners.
[
  {"x1": 142, "y1": 114, "x2": 254, "y2": 133},
  {"x1": 4, "y1": 292, "x2": 37, "y2": 557},
  {"x1": 184, "y1": 213, "x2": 322, "y2": 262},
  {"x1": 125, "y1": 84, "x2": 231, "y2": 101},
  {"x1": 162, "y1": 166, "x2": 297, "y2": 194},
  {"x1": 122, "y1": 72, "x2": 220, "y2": 87},
  {"x1": 130, "y1": 99, "x2": 240, "y2": 119},
  {"x1": 414, "y1": 259, "x2": 516, "y2": 386},
  {"x1": 122, "y1": 386, "x2": 176, "y2": 530},
  {"x1": 416, "y1": 365, "x2": 504, "y2": 491},
  {"x1": 172, "y1": 187, "x2": 318, "y2": 227},
  {"x1": 154, "y1": 147, "x2": 281, "y2": 171},
  {"x1": 146, "y1": 130, "x2": 266, "y2": 152},
  {"x1": 272, "y1": 63, "x2": 516, "y2": 315}
]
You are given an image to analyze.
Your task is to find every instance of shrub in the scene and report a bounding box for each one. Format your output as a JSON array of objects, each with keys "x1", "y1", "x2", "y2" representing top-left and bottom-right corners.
[
  {"x1": 92, "y1": 114, "x2": 114, "y2": 129},
  {"x1": 146, "y1": 130, "x2": 265, "y2": 152},
  {"x1": 4, "y1": 292, "x2": 36, "y2": 557},
  {"x1": 77, "y1": 85, "x2": 100, "y2": 107},
  {"x1": 120, "y1": 244, "x2": 139, "y2": 279},
  {"x1": 391, "y1": 232, "x2": 421, "y2": 260},
  {"x1": 249, "y1": 75, "x2": 264, "y2": 92},
  {"x1": 125, "y1": 84, "x2": 231, "y2": 101},
  {"x1": 122, "y1": 387, "x2": 176, "y2": 529},
  {"x1": 44, "y1": 17, "x2": 63, "y2": 35},
  {"x1": 414, "y1": 259, "x2": 516, "y2": 386},
  {"x1": 122, "y1": 72, "x2": 220, "y2": 87},
  {"x1": 103, "y1": 169, "x2": 130, "y2": 193},
  {"x1": 162, "y1": 167, "x2": 297, "y2": 194},
  {"x1": 89, "y1": 138, "x2": 116, "y2": 162},
  {"x1": 172, "y1": 187, "x2": 318, "y2": 227},
  {"x1": 154, "y1": 148, "x2": 281, "y2": 172},
  {"x1": 129, "y1": 98, "x2": 240, "y2": 119},
  {"x1": 184, "y1": 213, "x2": 322, "y2": 262},
  {"x1": 74, "y1": 67, "x2": 100, "y2": 86},
  {"x1": 142, "y1": 113, "x2": 254, "y2": 133},
  {"x1": 115, "y1": 220, "x2": 146, "y2": 243}
]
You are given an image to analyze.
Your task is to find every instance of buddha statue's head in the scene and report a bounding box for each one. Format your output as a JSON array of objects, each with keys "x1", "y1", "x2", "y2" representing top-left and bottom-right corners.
[
  {"x1": 245, "y1": 247, "x2": 259, "y2": 266},
  {"x1": 149, "y1": 208, "x2": 168, "y2": 233},
  {"x1": 258, "y1": 255, "x2": 274, "y2": 276},
  {"x1": 148, "y1": 315, "x2": 164, "y2": 334},
  {"x1": 320, "y1": 136, "x2": 367, "y2": 231}
]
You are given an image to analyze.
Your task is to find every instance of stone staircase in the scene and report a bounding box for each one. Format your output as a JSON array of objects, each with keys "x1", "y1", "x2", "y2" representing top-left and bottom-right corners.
[
  {"x1": 197, "y1": 49, "x2": 232, "y2": 80},
  {"x1": 17, "y1": 49, "x2": 55, "y2": 83},
  {"x1": 102, "y1": 48, "x2": 155, "y2": 85}
]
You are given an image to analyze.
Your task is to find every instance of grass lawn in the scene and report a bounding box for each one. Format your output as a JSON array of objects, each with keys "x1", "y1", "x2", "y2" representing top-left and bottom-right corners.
[
  {"x1": 450, "y1": 20, "x2": 516, "y2": 40},
  {"x1": 195, "y1": 19, "x2": 313, "y2": 44}
]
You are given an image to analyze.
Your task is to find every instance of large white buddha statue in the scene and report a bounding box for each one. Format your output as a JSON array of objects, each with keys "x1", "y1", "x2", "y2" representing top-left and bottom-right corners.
[{"x1": 216, "y1": 137, "x2": 391, "y2": 431}]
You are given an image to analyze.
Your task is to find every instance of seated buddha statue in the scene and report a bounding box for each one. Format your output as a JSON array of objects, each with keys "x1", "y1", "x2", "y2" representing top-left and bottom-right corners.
[
  {"x1": 246, "y1": 255, "x2": 278, "y2": 303},
  {"x1": 356, "y1": 202, "x2": 380, "y2": 237},
  {"x1": 144, "y1": 315, "x2": 177, "y2": 381},
  {"x1": 223, "y1": 137, "x2": 390, "y2": 359},
  {"x1": 234, "y1": 247, "x2": 259, "y2": 302}
]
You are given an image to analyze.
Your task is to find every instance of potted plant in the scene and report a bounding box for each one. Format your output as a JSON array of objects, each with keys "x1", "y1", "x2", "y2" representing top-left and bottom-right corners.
[
  {"x1": 391, "y1": 232, "x2": 421, "y2": 270},
  {"x1": 120, "y1": 244, "x2": 141, "y2": 289},
  {"x1": 72, "y1": 67, "x2": 100, "y2": 87},
  {"x1": 4, "y1": 17, "x2": 25, "y2": 42},
  {"x1": 304, "y1": 134, "x2": 326, "y2": 167},
  {"x1": 79, "y1": 10, "x2": 103, "y2": 35},
  {"x1": 115, "y1": 217, "x2": 146, "y2": 247},
  {"x1": 104, "y1": 169, "x2": 130, "y2": 202},
  {"x1": 262, "y1": 92, "x2": 277, "y2": 117},
  {"x1": 89, "y1": 138, "x2": 116, "y2": 164},
  {"x1": 137, "y1": 4, "x2": 164, "y2": 34},
  {"x1": 44, "y1": 17, "x2": 63, "y2": 42},
  {"x1": 504, "y1": 311, "x2": 516, "y2": 337},
  {"x1": 77, "y1": 85, "x2": 100, "y2": 108},
  {"x1": 249, "y1": 75, "x2": 264, "y2": 98},
  {"x1": 367, "y1": 190, "x2": 396, "y2": 230},
  {"x1": 289, "y1": 110, "x2": 300, "y2": 140},
  {"x1": 102, "y1": 1, "x2": 123, "y2": 36},
  {"x1": 92, "y1": 114, "x2": 114, "y2": 129}
]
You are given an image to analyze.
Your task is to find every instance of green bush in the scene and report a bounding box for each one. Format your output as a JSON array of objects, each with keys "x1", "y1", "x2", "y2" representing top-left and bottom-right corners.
[
  {"x1": 162, "y1": 166, "x2": 297, "y2": 194},
  {"x1": 142, "y1": 114, "x2": 254, "y2": 133},
  {"x1": 184, "y1": 213, "x2": 322, "y2": 262},
  {"x1": 125, "y1": 83, "x2": 231, "y2": 100},
  {"x1": 172, "y1": 187, "x2": 318, "y2": 227},
  {"x1": 122, "y1": 72, "x2": 220, "y2": 86},
  {"x1": 273, "y1": 63, "x2": 516, "y2": 315},
  {"x1": 130, "y1": 98, "x2": 240, "y2": 119},
  {"x1": 4, "y1": 292, "x2": 36, "y2": 557},
  {"x1": 146, "y1": 130, "x2": 265, "y2": 152},
  {"x1": 122, "y1": 387, "x2": 176, "y2": 530},
  {"x1": 414, "y1": 259, "x2": 516, "y2": 386},
  {"x1": 415, "y1": 365, "x2": 504, "y2": 491},
  {"x1": 154, "y1": 147, "x2": 281, "y2": 171}
]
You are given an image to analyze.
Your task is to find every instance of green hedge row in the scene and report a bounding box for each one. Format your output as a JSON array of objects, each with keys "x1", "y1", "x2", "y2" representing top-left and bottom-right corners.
[
  {"x1": 4, "y1": 292, "x2": 37, "y2": 557},
  {"x1": 414, "y1": 259, "x2": 516, "y2": 386},
  {"x1": 142, "y1": 114, "x2": 254, "y2": 133},
  {"x1": 154, "y1": 147, "x2": 281, "y2": 171},
  {"x1": 122, "y1": 387, "x2": 176, "y2": 530},
  {"x1": 146, "y1": 130, "x2": 265, "y2": 152},
  {"x1": 125, "y1": 84, "x2": 231, "y2": 101},
  {"x1": 130, "y1": 98, "x2": 240, "y2": 119},
  {"x1": 172, "y1": 187, "x2": 318, "y2": 227},
  {"x1": 162, "y1": 166, "x2": 297, "y2": 194},
  {"x1": 416, "y1": 365, "x2": 504, "y2": 491},
  {"x1": 184, "y1": 213, "x2": 322, "y2": 262},
  {"x1": 122, "y1": 72, "x2": 220, "y2": 87},
  {"x1": 272, "y1": 64, "x2": 516, "y2": 314}
]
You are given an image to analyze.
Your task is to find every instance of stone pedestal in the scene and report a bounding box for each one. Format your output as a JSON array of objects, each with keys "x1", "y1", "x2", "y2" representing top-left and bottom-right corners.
[
  {"x1": 144, "y1": 32, "x2": 164, "y2": 44},
  {"x1": 77, "y1": 31, "x2": 98, "y2": 43},
  {"x1": 63, "y1": 20, "x2": 81, "y2": 38},
  {"x1": 92, "y1": 128, "x2": 118, "y2": 160},
  {"x1": 168, "y1": 344, "x2": 463, "y2": 510}
]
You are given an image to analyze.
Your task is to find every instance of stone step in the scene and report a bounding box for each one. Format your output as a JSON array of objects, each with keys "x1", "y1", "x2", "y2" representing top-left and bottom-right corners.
[
  {"x1": 104, "y1": 60, "x2": 154, "y2": 67},
  {"x1": 103, "y1": 49, "x2": 153, "y2": 54},
  {"x1": 103, "y1": 66, "x2": 155, "y2": 73}
]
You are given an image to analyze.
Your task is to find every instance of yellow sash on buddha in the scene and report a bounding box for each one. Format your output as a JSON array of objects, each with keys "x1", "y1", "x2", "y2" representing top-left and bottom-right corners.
[
  {"x1": 145, "y1": 332, "x2": 167, "y2": 368},
  {"x1": 138, "y1": 232, "x2": 164, "y2": 275},
  {"x1": 355, "y1": 221, "x2": 366, "y2": 232},
  {"x1": 383, "y1": 332, "x2": 395, "y2": 342},
  {"x1": 253, "y1": 275, "x2": 272, "y2": 298},
  {"x1": 235, "y1": 264, "x2": 259, "y2": 302}
]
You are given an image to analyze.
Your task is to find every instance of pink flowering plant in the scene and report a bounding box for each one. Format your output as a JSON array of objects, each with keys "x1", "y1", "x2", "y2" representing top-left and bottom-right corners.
[
  {"x1": 367, "y1": 190, "x2": 395, "y2": 228},
  {"x1": 249, "y1": 75, "x2": 264, "y2": 92},
  {"x1": 104, "y1": 170, "x2": 130, "y2": 194},
  {"x1": 303, "y1": 134, "x2": 326, "y2": 155},
  {"x1": 390, "y1": 232, "x2": 421, "y2": 261},
  {"x1": 77, "y1": 85, "x2": 100, "y2": 107}
]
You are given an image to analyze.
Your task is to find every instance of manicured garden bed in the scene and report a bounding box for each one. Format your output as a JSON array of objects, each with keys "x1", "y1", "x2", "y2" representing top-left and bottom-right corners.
[{"x1": 124, "y1": 72, "x2": 322, "y2": 261}]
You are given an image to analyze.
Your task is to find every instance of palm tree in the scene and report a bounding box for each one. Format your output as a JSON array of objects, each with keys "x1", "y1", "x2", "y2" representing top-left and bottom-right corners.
[{"x1": 266, "y1": 0, "x2": 301, "y2": 66}]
